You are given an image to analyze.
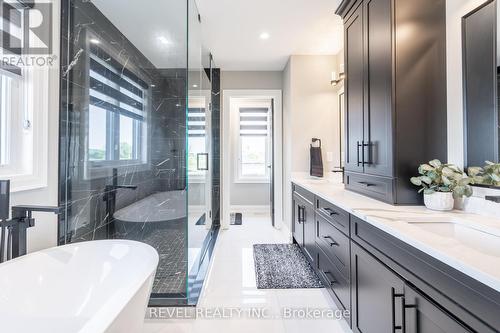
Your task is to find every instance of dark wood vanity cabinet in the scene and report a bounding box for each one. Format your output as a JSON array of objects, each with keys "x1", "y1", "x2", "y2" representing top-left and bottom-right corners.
[
  {"x1": 351, "y1": 242, "x2": 405, "y2": 333},
  {"x1": 337, "y1": 0, "x2": 448, "y2": 204},
  {"x1": 292, "y1": 185, "x2": 316, "y2": 264},
  {"x1": 291, "y1": 184, "x2": 500, "y2": 333},
  {"x1": 351, "y1": 242, "x2": 473, "y2": 333},
  {"x1": 344, "y1": 3, "x2": 365, "y2": 175},
  {"x1": 404, "y1": 286, "x2": 473, "y2": 333},
  {"x1": 292, "y1": 193, "x2": 304, "y2": 248},
  {"x1": 350, "y1": 215, "x2": 499, "y2": 333}
]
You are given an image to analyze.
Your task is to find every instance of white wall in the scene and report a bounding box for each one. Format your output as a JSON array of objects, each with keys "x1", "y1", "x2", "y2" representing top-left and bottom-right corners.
[
  {"x1": 222, "y1": 71, "x2": 283, "y2": 90},
  {"x1": 282, "y1": 55, "x2": 340, "y2": 230},
  {"x1": 10, "y1": 0, "x2": 60, "y2": 253},
  {"x1": 446, "y1": 0, "x2": 491, "y2": 167},
  {"x1": 221, "y1": 71, "x2": 282, "y2": 207}
]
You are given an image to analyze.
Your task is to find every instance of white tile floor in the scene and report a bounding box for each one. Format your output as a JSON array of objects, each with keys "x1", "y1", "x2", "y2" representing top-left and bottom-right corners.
[{"x1": 143, "y1": 213, "x2": 352, "y2": 333}]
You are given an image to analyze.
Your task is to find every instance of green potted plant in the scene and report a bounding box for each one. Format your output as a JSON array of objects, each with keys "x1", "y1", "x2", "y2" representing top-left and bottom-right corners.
[
  {"x1": 410, "y1": 159, "x2": 473, "y2": 211},
  {"x1": 467, "y1": 161, "x2": 500, "y2": 187}
]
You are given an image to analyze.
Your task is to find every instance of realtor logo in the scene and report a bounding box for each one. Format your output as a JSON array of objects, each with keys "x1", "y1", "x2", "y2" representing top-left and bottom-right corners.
[{"x1": 1, "y1": 1, "x2": 53, "y2": 55}]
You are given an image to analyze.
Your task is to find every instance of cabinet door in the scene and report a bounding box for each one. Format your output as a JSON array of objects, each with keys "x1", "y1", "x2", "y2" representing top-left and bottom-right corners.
[
  {"x1": 404, "y1": 286, "x2": 473, "y2": 333},
  {"x1": 292, "y1": 195, "x2": 305, "y2": 248},
  {"x1": 302, "y1": 202, "x2": 316, "y2": 264},
  {"x1": 363, "y1": 0, "x2": 393, "y2": 177},
  {"x1": 344, "y1": 3, "x2": 365, "y2": 173},
  {"x1": 351, "y1": 242, "x2": 405, "y2": 333}
]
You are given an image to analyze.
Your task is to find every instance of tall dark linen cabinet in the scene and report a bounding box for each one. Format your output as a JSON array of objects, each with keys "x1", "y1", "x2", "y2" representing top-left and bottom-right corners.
[{"x1": 336, "y1": 0, "x2": 448, "y2": 204}]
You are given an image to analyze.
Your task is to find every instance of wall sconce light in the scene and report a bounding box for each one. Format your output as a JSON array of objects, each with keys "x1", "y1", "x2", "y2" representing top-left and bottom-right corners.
[{"x1": 330, "y1": 71, "x2": 345, "y2": 86}]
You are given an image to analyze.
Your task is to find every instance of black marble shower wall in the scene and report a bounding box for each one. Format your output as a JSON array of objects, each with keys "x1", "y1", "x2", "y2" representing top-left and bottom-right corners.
[{"x1": 59, "y1": 0, "x2": 189, "y2": 296}]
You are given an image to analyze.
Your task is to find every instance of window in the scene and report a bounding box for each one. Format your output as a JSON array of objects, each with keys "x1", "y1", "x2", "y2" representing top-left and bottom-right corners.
[
  {"x1": 236, "y1": 102, "x2": 271, "y2": 182},
  {"x1": 87, "y1": 40, "x2": 147, "y2": 167},
  {"x1": 0, "y1": 1, "x2": 50, "y2": 192},
  {"x1": 187, "y1": 96, "x2": 208, "y2": 180}
]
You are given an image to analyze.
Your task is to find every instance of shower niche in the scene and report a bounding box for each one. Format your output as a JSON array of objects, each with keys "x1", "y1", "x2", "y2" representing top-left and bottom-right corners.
[{"x1": 59, "y1": 0, "x2": 220, "y2": 306}]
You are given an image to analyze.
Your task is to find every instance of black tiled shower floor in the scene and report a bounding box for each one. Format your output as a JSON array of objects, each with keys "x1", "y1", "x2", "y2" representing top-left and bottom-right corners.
[{"x1": 142, "y1": 227, "x2": 187, "y2": 294}]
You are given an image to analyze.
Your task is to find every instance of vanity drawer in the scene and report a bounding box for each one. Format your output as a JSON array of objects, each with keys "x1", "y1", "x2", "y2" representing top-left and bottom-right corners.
[
  {"x1": 292, "y1": 184, "x2": 314, "y2": 205},
  {"x1": 345, "y1": 172, "x2": 394, "y2": 203},
  {"x1": 316, "y1": 214, "x2": 350, "y2": 279},
  {"x1": 317, "y1": 246, "x2": 350, "y2": 312},
  {"x1": 316, "y1": 197, "x2": 350, "y2": 236}
]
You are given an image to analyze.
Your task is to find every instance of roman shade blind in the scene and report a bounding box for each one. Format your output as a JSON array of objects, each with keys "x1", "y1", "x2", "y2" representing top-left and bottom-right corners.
[
  {"x1": 188, "y1": 107, "x2": 206, "y2": 137},
  {"x1": 239, "y1": 107, "x2": 268, "y2": 136},
  {"x1": 89, "y1": 44, "x2": 148, "y2": 121}
]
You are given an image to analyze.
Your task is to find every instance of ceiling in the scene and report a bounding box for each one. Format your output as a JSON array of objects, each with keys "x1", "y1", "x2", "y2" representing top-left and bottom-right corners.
[
  {"x1": 197, "y1": 0, "x2": 344, "y2": 71},
  {"x1": 91, "y1": 0, "x2": 343, "y2": 71},
  {"x1": 92, "y1": 0, "x2": 188, "y2": 69}
]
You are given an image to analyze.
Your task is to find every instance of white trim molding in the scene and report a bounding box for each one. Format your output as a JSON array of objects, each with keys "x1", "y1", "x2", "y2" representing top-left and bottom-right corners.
[{"x1": 222, "y1": 89, "x2": 283, "y2": 230}]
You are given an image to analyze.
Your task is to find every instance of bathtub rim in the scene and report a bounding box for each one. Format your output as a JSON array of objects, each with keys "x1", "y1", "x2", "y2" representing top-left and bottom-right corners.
[{"x1": 0, "y1": 239, "x2": 159, "y2": 333}]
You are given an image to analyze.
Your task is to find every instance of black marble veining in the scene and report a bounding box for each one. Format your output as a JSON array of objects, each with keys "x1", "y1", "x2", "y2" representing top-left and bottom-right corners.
[{"x1": 58, "y1": 0, "x2": 220, "y2": 304}]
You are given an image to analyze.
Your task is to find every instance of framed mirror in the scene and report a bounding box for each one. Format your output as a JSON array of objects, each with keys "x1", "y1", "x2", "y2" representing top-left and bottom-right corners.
[{"x1": 463, "y1": 0, "x2": 500, "y2": 187}]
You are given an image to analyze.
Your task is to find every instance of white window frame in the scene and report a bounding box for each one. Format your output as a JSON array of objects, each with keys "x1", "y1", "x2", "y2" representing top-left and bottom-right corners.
[
  {"x1": 222, "y1": 89, "x2": 283, "y2": 231},
  {"x1": 0, "y1": 65, "x2": 50, "y2": 192},
  {"x1": 83, "y1": 32, "x2": 150, "y2": 180},
  {"x1": 233, "y1": 99, "x2": 272, "y2": 184},
  {"x1": 187, "y1": 93, "x2": 210, "y2": 183},
  {"x1": 0, "y1": 0, "x2": 59, "y2": 193}
]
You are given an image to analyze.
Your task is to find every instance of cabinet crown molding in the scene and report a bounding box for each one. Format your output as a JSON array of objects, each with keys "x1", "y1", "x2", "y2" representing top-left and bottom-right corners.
[{"x1": 335, "y1": 0, "x2": 358, "y2": 18}]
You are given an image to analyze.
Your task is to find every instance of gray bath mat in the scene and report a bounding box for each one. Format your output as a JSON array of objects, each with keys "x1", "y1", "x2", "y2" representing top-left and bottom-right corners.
[
  {"x1": 230, "y1": 212, "x2": 242, "y2": 225},
  {"x1": 253, "y1": 244, "x2": 323, "y2": 289}
]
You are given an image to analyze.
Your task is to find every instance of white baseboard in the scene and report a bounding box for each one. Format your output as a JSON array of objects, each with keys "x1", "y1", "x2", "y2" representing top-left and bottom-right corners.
[{"x1": 230, "y1": 205, "x2": 270, "y2": 214}]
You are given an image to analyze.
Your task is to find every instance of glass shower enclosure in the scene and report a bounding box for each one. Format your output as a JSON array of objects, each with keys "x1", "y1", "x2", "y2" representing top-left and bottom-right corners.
[{"x1": 58, "y1": 0, "x2": 219, "y2": 306}]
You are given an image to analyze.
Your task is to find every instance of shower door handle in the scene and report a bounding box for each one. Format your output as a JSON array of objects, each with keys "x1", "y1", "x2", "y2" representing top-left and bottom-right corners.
[{"x1": 197, "y1": 153, "x2": 209, "y2": 171}]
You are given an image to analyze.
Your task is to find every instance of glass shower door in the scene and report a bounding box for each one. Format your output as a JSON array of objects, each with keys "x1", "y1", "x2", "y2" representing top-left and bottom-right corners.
[
  {"x1": 59, "y1": 0, "x2": 218, "y2": 307},
  {"x1": 187, "y1": 0, "x2": 213, "y2": 287},
  {"x1": 60, "y1": 0, "x2": 191, "y2": 305}
]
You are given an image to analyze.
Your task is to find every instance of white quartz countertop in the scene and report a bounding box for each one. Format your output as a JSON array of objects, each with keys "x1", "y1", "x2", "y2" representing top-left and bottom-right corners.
[{"x1": 291, "y1": 174, "x2": 500, "y2": 293}]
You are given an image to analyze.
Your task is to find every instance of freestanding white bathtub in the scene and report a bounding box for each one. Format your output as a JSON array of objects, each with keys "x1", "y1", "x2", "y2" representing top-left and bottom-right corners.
[{"x1": 0, "y1": 240, "x2": 159, "y2": 333}]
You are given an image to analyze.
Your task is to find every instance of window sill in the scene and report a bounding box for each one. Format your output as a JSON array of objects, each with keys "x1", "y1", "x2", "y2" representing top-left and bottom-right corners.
[
  {"x1": 234, "y1": 178, "x2": 270, "y2": 184},
  {"x1": 85, "y1": 161, "x2": 150, "y2": 180},
  {"x1": 1, "y1": 173, "x2": 48, "y2": 193}
]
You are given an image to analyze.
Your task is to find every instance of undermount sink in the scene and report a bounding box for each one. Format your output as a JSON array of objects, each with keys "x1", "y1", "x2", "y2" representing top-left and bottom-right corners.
[{"x1": 405, "y1": 219, "x2": 500, "y2": 257}]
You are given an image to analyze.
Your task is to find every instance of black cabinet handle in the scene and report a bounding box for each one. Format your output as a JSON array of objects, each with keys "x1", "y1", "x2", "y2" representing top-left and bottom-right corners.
[
  {"x1": 357, "y1": 141, "x2": 362, "y2": 166},
  {"x1": 323, "y1": 235, "x2": 338, "y2": 247},
  {"x1": 362, "y1": 141, "x2": 373, "y2": 166},
  {"x1": 403, "y1": 299, "x2": 417, "y2": 333},
  {"x1": 322, "y1": 271, "x2": 337, "y2": 286},
  {"x1": 393, "y1": 293, "x2": 417, "y2": 333},
  {"x1": 393, "y1": 293, "x2": 405, "y2": 331},
  {"x1": 298, "y1": 205, "x2": 306, "y2": 223},
  {"x1": 358, "y1": 181, "x2": 375, "y2": 187},
  {"x1": 323, "y1": 207, "x2": 338, "y2": 216}
]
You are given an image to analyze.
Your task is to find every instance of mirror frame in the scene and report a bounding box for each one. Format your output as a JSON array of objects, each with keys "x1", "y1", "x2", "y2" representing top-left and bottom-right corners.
[{"x1": 462, "y1": 0, "x2": 500, "y2": 188}]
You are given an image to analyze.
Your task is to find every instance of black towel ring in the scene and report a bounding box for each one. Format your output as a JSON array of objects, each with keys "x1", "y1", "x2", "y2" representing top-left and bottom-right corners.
[{"x1": 311, "y1": 138, "x2": 322, "y2": 148}]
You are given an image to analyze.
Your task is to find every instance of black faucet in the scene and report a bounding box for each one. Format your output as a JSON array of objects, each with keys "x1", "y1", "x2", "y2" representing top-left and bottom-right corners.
[
  {"x1": 103, "y1": 168, "x2": 137, "y2": 237},
  {"x1": 103, "y1": 168, "x2": 137, "y2": 202},
  {"x1": 331, "y1": 166, "x2": 345, "y2": 183},
  {"x1": 0, "y1": 180, "x2": 62, "y2": 262}
]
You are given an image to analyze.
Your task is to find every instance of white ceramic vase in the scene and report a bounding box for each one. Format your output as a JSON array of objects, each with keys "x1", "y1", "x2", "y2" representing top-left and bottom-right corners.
[{"x1": 423, "y1": 192, "x2": 454, "y2": 211}]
